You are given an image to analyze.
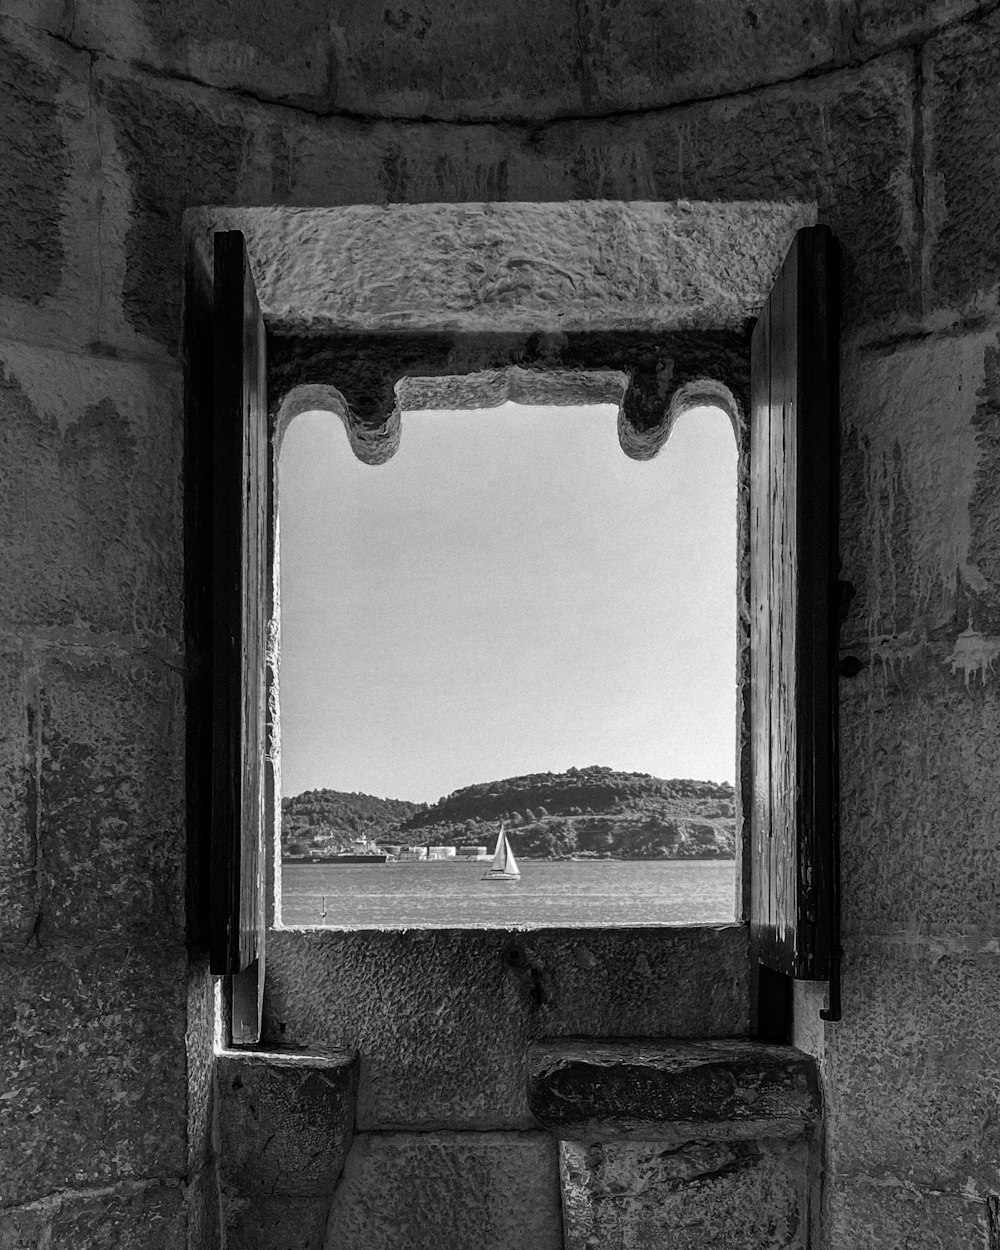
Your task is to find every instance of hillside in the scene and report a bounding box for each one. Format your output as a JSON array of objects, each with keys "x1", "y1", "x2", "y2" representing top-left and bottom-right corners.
[
  {"x1": 281, "y1": 789, "x2": 424, "y2": 857},
  {"x1": 282, "y1": 766, "x2": 735, "y2": 859}
]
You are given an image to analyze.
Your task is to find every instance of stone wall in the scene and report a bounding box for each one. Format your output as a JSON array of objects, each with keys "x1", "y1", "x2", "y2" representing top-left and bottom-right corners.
[{"x1": 1, "y1": 0, "x2": 998, "y2": 1246}]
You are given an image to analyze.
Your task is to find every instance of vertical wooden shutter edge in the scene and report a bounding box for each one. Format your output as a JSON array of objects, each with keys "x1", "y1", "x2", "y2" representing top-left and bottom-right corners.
[
  {"x1": 210, "y1": 230, "x2": 267, "y2": 978},
  {"x1": 750, "y1": 224, "x2": 840, "y2": 987}
]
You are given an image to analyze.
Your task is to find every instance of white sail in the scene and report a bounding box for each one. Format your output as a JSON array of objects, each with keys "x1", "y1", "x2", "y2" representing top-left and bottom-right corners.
[{"x1": 483, "y1": 824, "x2": 520, "y2": 881}]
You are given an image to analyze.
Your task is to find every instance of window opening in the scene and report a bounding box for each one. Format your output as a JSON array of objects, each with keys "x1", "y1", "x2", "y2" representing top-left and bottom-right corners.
[{"x1": 276, "y1": 400, "x2": 737, "y2": 928}]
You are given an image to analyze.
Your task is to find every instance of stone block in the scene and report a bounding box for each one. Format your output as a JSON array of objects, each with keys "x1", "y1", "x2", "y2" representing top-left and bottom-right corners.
[
  {"x1": 74, "y1": 0, "x2": 334, "y2": 108},
  {"x1": 222, "y1": 1195, "x2": 331, "y2": 1250},
  {"x1": 856, "y1": 0, "x2": 982, "y2": 49},
  {"x1": 217, "y1": 1050, "x2": 357, "y2": 1196},
  {"x1": 48, "y1": 1185, "x2": 187, "y2": 1249},
  {"x1": 839, "y1": 333, "x2": 998, "y2": 641},
  {"x1": 38, "y1": 653, "x2": 185, "y2": 940},
  {"x1": 924, "y1": 11, "x2": 1000, "y2": 316},
  {"x1": 98, "y1": 66, "x2": 261, "y2": 352},
  {"x1": 0, "y1": 648, "x2": 35, "y2": 941},
  {"x1": 0, "y1": 25, "x2": 75, "y2": 305},
  {"x1": 0, "y1": 342, "x2": 183, "y2": 642},
  {"x1": 0, "y1": 1206, "x2": 48, "y2": 1249},
  {"x1": 528, "y1": 1040, "x2": 820, "y2": 1143},
  {"x1": 0, "y1": 22, "x2": 102, "y2": 353},
  {"x1": 579, "y1": 0, "x2": 840, "y2": 113},
  {"x1": 560, "y1": 1137, "x2": 809, "y2": 1250},
  {"x1": 643, "y1": 56, "x2": 919, "y2": 334},
  {"x1": 828, "y1": 1176, "x2": 987, "y2": 1249},
  {"x1": 839, "y1": 666, "x2": 1000, "y2": 936},
  {"x1": 826, "y1": 943, "x2": 1000, "y2": 1193},
  {"x1": 0, "y1": 944, "x2": 188, "y2": 1205},
  {"x1": 263, "y1": 926, "x2": 748, "y2": 1129},
  {"x1": 324, "y1": 1132, "x2": 562, "y2": 1250}
]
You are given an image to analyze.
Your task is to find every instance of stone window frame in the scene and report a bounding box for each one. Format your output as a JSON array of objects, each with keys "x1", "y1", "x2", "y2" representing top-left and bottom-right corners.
[{"x1": 184, "y1": 200, "x2": 819, "y2": 1043}]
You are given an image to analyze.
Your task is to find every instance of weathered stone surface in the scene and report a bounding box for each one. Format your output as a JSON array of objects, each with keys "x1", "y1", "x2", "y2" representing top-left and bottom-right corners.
[
  {"x1": 0, "y1": 342, "x2": 183, "y2": 642},
  {"x1": 828, "y1": 1176, "x2": 987, "y2": 1248},
  {"x1": 528, "y1": 1040, "x2": 820, "y2": 1142},
  {"x1": 264, "y1": 926, "x2": 748, "y2": 1129},
  {"x1": 579, "y1": 0, "x2": 841, "y2": 114},
  {"x1": 48, "y1": 1185, "x2": 187, "y2": 1249},
  {"x1": 0, "y1": 1205, "x2": 47, "y2": 1249},
  {"x1": 100, "y1": 65, "x2": 261, "y2": 351},
  {"x1": 65, "y1": 0, "x2": 851, "y2": 121},
  {"x1": 0, "y1": 944, "x2": 188, "y2": 1205},
  {"x1": 826, "y1": 943, "x2": 1000, "y2": 1192},
  {"x1": 560, "y1": 1137, "x2": 809, "y2": 1250},
  {"x1": 38, "y1": 653, "x2": 185, "y2": 940},
  {"x1": 223, "y1": 1195, "x2": 331, "y2": 1250},
  {"x1": 0, "y1": 649, "x2": 35, "y2": 941},
  {"x1": 837, "y1": 334, "x2": 1000, "y2": 935},
  {"x1": 324, "y1": 1132, "x2": 561, "y2": 1250},
  {"x1": 0, "y1": 21, "x2": 104, "y2": 354},
  {"x1": 646, "y1": 55, "x2": 918, "y2": 334},
  {"x1": 924, "y1": 11, "x2": 1000, "y2": 316},
  {"x1": 186, "y1": 959, "x2": 217, "y2": 1175},
  {"x1": 0, "y1": 25, "x2": 72, "y2": 304},
  {"x1": 856, "y1": 0, "x2": 983, "y2": 48},
  {"x1": 840, "y1": 334, "x2": 997, "y2": 640},
  {"x1": 191, "y1": 201, "x2": 814, "y2": 337},
  {"x1": 218, "y1": 1049, "x2": 357, "y2": 1196},
  {"x1": 839, "y1": 666, "x2": 1000, "y2": 935}
]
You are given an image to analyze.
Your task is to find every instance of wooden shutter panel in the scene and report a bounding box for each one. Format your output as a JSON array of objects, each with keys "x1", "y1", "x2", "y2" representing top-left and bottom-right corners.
[
  {"x1": 210, "y1": 231, "x2": 267, "y2": 987},
  {"x1": 750, "y1": 225, "x2": 839, "y2": 986}
]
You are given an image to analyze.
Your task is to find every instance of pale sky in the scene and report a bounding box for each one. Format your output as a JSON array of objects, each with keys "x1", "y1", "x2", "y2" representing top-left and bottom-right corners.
[{"x1": 278, "y1": 403, "x2": 737, "y2": 804}]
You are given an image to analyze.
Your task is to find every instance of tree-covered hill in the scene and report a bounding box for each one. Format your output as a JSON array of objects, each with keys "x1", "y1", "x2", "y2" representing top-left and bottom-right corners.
[
  {"x1": 282, "y1": 766, "x2": 735, "y2": 859},
  {"x1": 397, "y1": 766, "x2": 735, "y2": 858},
  {"x1": 281, "y1": 789, "x2": 424, "y2": 857}
]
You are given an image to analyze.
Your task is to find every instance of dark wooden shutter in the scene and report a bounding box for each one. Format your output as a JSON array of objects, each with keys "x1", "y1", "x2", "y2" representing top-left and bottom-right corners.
[
  {"x1": 210, "y1": 231, "x2": 267, "y2": 987},
  {"x1": 750, "y1": 225, "x2": 839, "y2": 987}
]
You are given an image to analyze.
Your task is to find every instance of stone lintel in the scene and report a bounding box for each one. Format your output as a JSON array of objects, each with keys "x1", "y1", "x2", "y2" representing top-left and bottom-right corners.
[{"x1": 527, "y1": 1039, "x2": 820, "y2": 1143}]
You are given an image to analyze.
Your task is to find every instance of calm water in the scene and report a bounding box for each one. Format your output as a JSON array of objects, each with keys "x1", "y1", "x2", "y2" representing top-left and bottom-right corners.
[{"x1": 280, "y1": 859, "x2": 736, "y2": 928}]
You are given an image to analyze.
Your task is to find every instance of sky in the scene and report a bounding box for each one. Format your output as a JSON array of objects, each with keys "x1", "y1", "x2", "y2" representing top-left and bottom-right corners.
[{"x1": 278, "y1": 402, "x2": 737, "y2": 804}]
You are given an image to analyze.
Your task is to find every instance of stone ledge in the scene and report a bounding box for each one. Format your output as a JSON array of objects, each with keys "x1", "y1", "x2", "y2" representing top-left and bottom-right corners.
[
  {"x1": 527, "y1": 1039, "x2": 821, "y2": 1143},
  {"x1": 217, "y1": 1048, "x2": 358, "y2": 1198}
]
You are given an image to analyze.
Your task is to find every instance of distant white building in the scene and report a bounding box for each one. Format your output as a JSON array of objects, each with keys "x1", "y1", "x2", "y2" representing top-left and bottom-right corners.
[{"x1": 428, "y1": 845, "x2": 457, "y2": 859}]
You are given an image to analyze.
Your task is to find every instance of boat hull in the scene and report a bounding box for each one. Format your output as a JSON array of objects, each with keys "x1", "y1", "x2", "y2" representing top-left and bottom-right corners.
[{"x1": 482, "y1": 870, "x2": 520, "y2": 881}]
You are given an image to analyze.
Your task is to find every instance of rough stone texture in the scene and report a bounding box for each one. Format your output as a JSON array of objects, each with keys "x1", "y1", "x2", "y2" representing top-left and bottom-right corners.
[
  {"x1": 0, "y1": 648, "x2": 35, "y2": 941},
  {"x1": 839, "y1": 664, "x2": 1000, "y2": 936},
  {"x1": 826, "y1": 943, "x2": 1000, "y2": 1194},
  {"x1": 38, "y1": 654, "x2": 185, "y2": 941},
  {"x1": 223, "y1": 1196, "x2": 332, "y2": 1250},
  {"x1": 53, "y1": 0, "x2": 977, "y2": 122},
  {"x1": 100, "y1": 63, "x2": 262, "y2": 352},
  {"x1": 264, "y1": 926, "x2": 748, "y2": 1129},
  {"x1": 0, "y1": 23, "x2": 73, "y2": 304},
  {"x1": 0, "y1": 21, "x2": 107, "y2": 355},
  {"x1": 560, "y1": 1137, "x2": 809, "y2": 1250},
  {"x1": 528, "y1": 1040, "x2": 820, "y2": 1143},
  {"x1": 324, "y1": 1132, "x2": 562, "y2": 1250},
  {"x1": 837, "y1": 332, "x2": 1000, "y2": 934},
  {"x1": 828, "y1": 1177, "x2": 988, "y2": 1248},
  {"x1": 48, "y1": 1185, "x2": 187, "y2": 1249},
  {"x1": 190, "y1": 201, "x2": 815, "y2": 336},
  {"x1": 924, "y1": 8, "x2": 1000, "y2": 317},
  {"x1": 2, "y1": 0, "x2": 1000, "y2": 1245},
  {"x1": 0, "y1": 944, "x2": 188, "y2": 1205},
  {"x1": 0, "y1": 342, "x2": 183, "y2": 642},
  {"x1": 217, "y1": 1050, "x2": 357, "y2": 1196}
]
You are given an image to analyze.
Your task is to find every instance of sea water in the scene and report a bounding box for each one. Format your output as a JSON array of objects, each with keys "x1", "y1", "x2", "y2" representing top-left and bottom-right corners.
[{"x1": 280, "y1": 858, "x2": 736, "y2": 928}]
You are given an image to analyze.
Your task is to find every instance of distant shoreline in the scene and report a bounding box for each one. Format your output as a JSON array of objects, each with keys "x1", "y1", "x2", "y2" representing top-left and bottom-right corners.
[{"x1": 282, "y1": 854, "x2": 736, "y2": 865}]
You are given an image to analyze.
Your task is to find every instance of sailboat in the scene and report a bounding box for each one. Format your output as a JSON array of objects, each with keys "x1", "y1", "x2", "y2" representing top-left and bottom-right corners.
[{"x1": 482, "y1": 823, "x2": 520, "y2": 882}]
